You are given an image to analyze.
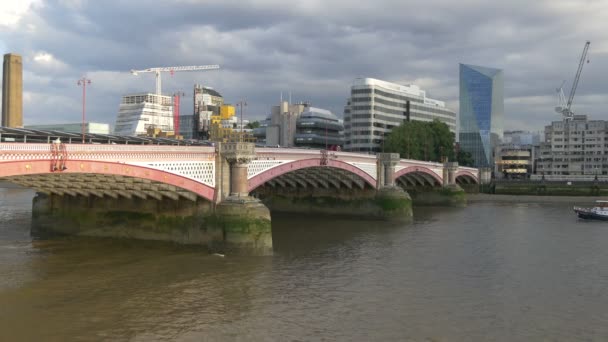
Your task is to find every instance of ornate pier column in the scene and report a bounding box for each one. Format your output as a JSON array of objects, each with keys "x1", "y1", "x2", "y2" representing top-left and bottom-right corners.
[
  {"x1": 214, "y1": 142, "x2": 272, "y2": 255},
  {"x1": 375, "y1": 153, "x2": 412, "y2": 220}
]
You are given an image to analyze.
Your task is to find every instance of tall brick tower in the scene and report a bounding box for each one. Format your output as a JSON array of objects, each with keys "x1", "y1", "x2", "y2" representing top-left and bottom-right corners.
[{"x1": 2, "y1": 53, "x2": 23, "y2": 128}]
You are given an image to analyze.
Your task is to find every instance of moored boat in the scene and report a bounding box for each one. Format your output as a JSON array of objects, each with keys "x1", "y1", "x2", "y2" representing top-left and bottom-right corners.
[{"x1": 574, "y1": 200, "x2": 608, "y2": 220}]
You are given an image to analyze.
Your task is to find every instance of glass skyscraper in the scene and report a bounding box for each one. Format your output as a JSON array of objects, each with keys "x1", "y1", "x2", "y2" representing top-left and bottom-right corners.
[{"x1": 459, "y1": 64, "x2": 504, "y2": 168}]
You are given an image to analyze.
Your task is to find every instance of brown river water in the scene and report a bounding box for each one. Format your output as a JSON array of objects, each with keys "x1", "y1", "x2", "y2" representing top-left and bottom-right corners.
[{"x1": 1, "y1": 187, "x2": 608, "y2": 341}]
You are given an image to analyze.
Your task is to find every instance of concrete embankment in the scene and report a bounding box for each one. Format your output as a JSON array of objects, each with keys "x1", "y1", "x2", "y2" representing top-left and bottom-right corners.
[{"x1": 468, "y1": 193, "x2": 605, "y2": 204}]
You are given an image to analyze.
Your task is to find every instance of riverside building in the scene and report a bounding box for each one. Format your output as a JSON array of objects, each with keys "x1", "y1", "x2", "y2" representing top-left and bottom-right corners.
[
  {"x1": 257, "y1": 101, "x2": 344, "y2": 148},
  {"x1": 536, "y1": 115, "x2": 608, "y2": 177},
  {"x1": 114, "y1": 93, "x2": 173, "y2": 136},
  {"x1": 343, "y1": 78, "x2": 456, "y2": 152}
]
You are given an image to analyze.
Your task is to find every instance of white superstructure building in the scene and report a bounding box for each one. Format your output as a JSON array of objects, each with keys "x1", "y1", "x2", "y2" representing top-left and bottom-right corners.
[
  {"x1": 344, "y1": 78, "x2": 456, "y2": 152},
  {"x1": 114, "y1": 93, "x2": 173, "y2": 136}
]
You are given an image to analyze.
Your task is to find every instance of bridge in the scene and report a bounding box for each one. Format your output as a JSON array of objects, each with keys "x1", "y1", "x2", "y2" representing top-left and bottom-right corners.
[
  {"x1": 0, "y1": 143, "x2": 479, "y2": 199},
  {"x1": 0, "y1": 141, "x2": 482, "y2": 255}
]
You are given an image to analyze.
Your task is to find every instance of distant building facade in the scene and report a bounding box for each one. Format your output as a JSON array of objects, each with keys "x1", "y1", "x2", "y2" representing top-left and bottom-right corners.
[
  {"x1": 2, "y1": 53, "x2": 23, "y2": 128},
  {"x1": 256, "y1": 102, "x2": 344, "y2": 148},
  {"x1": 503, "y1": 130, "x2": 542, "y2": 145},
  {"x1": 343, "y1": 78, "x2": 456, "y2": 152},
  {"x1": 114, "y1": 93, "x2": 173, "y2": 136},
  {"x1": 189, "y1": 85, "x2": 224, "y2": 140},
  {"x1": 536, "y1": 116, "x2": 608, "y2": 176},
  {"x1": 294, "y1": 107, "x2": 344, "y2": 149},
  {"x1": 266, "y1": 101, "x2": 310, "y2": 147},
  {"x1": 459, "y1": 63, "x2": 504, "y2": 168},
  {"x1": 495, "y1": 144, "x2": 534, "y2": 179},
  {"x1": 25, "y1": 122, "x2": 110, "y2": 134}
]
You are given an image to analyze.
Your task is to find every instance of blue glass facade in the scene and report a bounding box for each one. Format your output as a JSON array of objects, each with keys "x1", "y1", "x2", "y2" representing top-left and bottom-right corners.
[{"x1": 459, "y1": 64, "x2": 504, "y2": 168}]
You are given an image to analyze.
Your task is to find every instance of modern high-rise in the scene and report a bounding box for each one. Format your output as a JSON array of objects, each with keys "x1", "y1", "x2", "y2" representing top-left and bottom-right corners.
[
  {"x1": 114, "y1": 93, "x2": 173, "y2": 136},
  {"x1": 2, "y1": 53, "x2": 23, "y2": 128},
  {"x1": 459, "y1": 63, "x2": 504, "y2": 168},
  {"x1": 343, "y1": 78, "x2": 456, "y2": 152}
]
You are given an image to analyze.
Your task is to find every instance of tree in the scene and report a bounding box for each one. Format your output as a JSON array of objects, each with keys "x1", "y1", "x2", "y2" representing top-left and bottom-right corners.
[
  {"x1": 246, "y1": 121, "x2": 261, "y2": 129},
  {"x1": 456, "y1": 150, "x2": 474, "y2": 167},
  {"x1": 384, "y1": 120, "x2": 455, "y2": 162}
]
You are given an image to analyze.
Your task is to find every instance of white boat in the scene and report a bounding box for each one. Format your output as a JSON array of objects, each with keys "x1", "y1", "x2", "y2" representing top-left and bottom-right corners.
[{"x1": 573, "y1": 200, "x2": 608, "y2": 220}]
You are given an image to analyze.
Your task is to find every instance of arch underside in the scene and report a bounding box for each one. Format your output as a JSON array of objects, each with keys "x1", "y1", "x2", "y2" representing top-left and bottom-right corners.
[
  {"x1": 3, "y1": 173, "x2": 201, "y2": 201},
  {"x1": 455, "y1": 171, "x2": 479, "y2": 185},
  {"x1": 252, "y1": 167, "x2": 373, "y2": 190},
  {"x1": 248, "y1": 158, "x2": 376, "y2": 191},
  {"x1": 0, "y1": 160, "x2": 214, "y2": 201},
  {"x1": 395, "y1": 171, "x2": 442, "y2": 188}
]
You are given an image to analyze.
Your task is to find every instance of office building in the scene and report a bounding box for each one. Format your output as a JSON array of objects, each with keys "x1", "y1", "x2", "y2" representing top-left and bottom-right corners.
[
  {"x1": 114, "y1": 93, "x2": 173, "y2": 136},
  {"x1": 495, "y1": 144, "x2": 534, "y2": 179},
  {"x1": 343, "y1": 78, "x2": 456, "y2": 152},
  {"x1": 294, "y1": 107, "x2": 344, "y2": 149},
  {"x1": 536, "y1": 115, "x2": 608, "y2": 176},
  {"x1": 459, "y1": 63, "x2": 504, "y2": 168},
  {"x1": 2, "y1": 53, "x2": 23, "y2": 128},
  {"x1": 503, "y1": 130, "x2": 543, "y2": 145},
  {"x1": 266, "y1": 101, "x2": 310, "y2": 147},
  {"x1": 25, "y1": 122, "x2": 110, "y2": 134}
]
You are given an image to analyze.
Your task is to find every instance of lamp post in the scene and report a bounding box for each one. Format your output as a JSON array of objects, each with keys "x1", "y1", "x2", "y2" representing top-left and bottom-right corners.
[{"x1": 77, "y1": 77, "x2": 91, "y2": 144}]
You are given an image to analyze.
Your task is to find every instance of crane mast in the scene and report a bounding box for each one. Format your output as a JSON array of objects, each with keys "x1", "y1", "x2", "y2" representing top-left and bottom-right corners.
[
  {"x1": 559, "y1": 41, "x2": 590, "y2": 120},
  {"x1": 130, "y1": 65, "x2": 220, "y2": 96}
]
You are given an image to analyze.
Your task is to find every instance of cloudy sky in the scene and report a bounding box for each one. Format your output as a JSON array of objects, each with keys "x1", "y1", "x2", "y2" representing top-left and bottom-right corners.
[{"x1": 0, "y1": 0, "x2": 606, "y2": 131}]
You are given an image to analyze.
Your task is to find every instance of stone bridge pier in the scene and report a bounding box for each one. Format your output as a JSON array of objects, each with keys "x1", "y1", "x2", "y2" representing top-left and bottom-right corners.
[
  {"x1": 375, "y1": 153, "x2": 413, "y2": 219},
  {"x1": 214, "y1": 142, "x2": 272, "y2": 255}
]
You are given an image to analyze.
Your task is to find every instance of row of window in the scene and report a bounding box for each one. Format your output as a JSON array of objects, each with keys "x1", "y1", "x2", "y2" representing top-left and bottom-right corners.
[{"x1": 351, "y1": 96, "x2": 454, "y2": 117}]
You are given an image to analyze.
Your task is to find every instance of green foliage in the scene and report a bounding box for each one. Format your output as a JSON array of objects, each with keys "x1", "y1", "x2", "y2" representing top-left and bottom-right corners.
[
  {"x1": 456, "y1": 150, "x2": 474, "y2": 167},
  {"x1": 384, "y1": 120, "x2": 455, "y2": 162},
  {"x1": 246, "y1": 121, "x2": 261, "y2": 129}
]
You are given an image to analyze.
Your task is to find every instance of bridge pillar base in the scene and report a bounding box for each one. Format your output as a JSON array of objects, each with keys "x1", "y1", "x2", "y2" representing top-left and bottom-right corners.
[
  {"x1": 374, "y1": 186, "x2": 413, "y2": 221},
  {"x1": 213, "y1": 196, "x2": 273, "y2": 256},
  {"x1": 30, "y1": 193, "x2": 272, "y2": 256},
  {"x1": 410, "y1": 184, "x2": 466, "y2": 207}
]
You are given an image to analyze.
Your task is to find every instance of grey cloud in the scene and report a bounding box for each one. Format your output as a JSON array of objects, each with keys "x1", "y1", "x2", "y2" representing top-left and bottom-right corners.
[{"x1": 0, "y1": 0, "x2": 606, "y2": 129}]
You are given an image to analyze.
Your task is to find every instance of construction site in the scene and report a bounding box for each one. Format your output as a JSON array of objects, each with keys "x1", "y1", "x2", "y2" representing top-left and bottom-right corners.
[{"x1": 114, "y1": 64, "x2": 254, "y2": 142}]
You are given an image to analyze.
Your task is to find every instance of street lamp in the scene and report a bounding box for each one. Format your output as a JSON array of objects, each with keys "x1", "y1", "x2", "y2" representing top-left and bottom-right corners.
[{"x1": 77, "y1": 77, "x2": 91, "y2": 144}]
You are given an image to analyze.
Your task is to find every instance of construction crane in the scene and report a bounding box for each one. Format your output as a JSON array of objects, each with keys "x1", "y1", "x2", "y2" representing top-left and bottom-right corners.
[
  {"x1": 130, "y1": 65, "x2": 220, "y2": 96},
  {"x1": 556, "y1": 41, "x2": 590, "y2": 120}
]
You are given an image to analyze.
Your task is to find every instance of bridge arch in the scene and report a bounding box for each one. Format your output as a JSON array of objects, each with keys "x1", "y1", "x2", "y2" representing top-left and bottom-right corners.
[
  {"x1": 248, "y1": 158, "x2": 376, "y2": 191},
  {"x1": 455, "y1": 170, "x2": 479, "y2": 184},
  {"x1": 0, "y1": 160, "x2": 215, "y2": 201},
  {"x1": 393, "y1": 166, "x2": 442, "y2": 187}
]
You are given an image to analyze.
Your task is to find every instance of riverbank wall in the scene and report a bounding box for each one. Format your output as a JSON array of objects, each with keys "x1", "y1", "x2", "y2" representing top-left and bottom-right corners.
[{"x1": 489, "y1": 181, "x2": 608, "y2": 196}]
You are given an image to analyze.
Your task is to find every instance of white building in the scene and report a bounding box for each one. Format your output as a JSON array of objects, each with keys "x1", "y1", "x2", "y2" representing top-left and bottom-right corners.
[
  {"x1": 344, "y1": 78, "x2": 456, "y2": 152},
  {"x1": 114, "y1": 93, "x2": 173, "y2": 136},
  {"x1": 25, "y1": 122, "x2": 110, "y2": 134}
]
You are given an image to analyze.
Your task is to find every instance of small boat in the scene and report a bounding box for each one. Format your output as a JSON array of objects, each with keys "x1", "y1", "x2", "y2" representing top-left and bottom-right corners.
[{"x1": 574, "y1": 200, "x2": 608, "y2": 221}]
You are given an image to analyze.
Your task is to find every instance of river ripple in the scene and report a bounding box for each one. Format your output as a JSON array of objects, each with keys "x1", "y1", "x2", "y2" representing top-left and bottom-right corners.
[{"x1": 1, "y1": 187, "x2": 608, "y2": 341}]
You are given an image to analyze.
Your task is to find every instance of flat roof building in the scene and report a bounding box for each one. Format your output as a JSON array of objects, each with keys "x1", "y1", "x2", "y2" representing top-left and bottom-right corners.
[
  {"x1": 343, "y1": 78, "x2": 456, "y2": 152},
  {"x1": 114, "y1": 93, "x2": 173, "y2": 136}
]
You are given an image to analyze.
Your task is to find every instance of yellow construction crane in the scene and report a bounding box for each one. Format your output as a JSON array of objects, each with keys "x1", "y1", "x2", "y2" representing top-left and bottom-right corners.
[{"x1": 130, "y1": 65, "x2": 220, "y2": 96}]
